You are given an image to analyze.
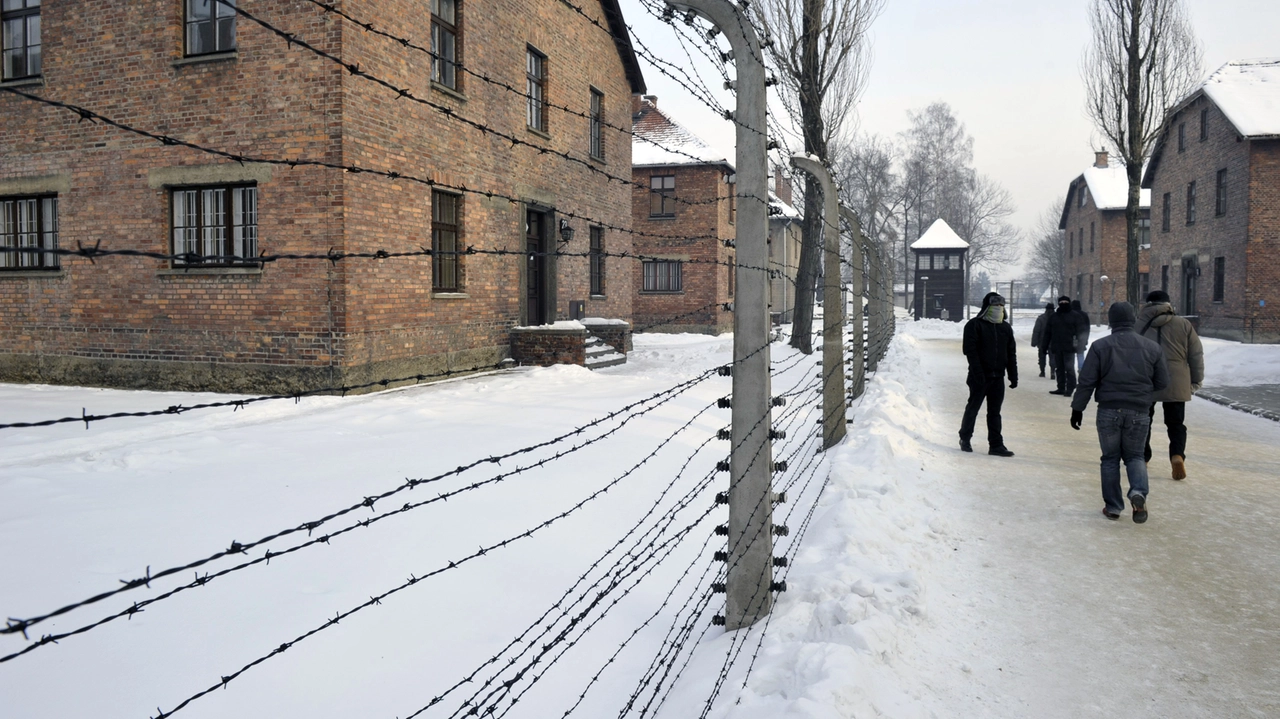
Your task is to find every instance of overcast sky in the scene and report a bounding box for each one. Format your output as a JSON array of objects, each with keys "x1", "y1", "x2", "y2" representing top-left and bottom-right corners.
[{"x1": 619, "y1": 0, "x2": 1280, "y2": 278}]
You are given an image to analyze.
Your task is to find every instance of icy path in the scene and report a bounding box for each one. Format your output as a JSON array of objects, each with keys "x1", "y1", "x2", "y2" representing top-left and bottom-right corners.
[{"x1": 905, "y1": 330, "x2": 1280, "y2": 717}]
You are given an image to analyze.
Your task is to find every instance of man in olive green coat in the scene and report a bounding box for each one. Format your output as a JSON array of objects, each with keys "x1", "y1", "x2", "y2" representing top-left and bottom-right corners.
[{"x1": 1138, "y1": 290, "x2": 1205, "y2": 480}]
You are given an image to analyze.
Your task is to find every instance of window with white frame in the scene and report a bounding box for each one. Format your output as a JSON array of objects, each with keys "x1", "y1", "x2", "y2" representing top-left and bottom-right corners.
[
  {"x1": 526, "y1": 46, "x2": 547, "y2": 132},
  {"x1": 171, "y1": 185, "x2": 257, "y2": 264},
  {"x1": 431, "y1": 0, "x2": 458, "y2": 89},
  {"x1": 589, "y1": 88, "x2": 604, "y2": 160},
  {"x1": 0, "y1": 194, "x2": 58, "y2": 270}
]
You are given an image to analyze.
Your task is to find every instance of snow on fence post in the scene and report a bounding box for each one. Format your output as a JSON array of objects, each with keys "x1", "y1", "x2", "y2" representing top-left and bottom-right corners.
[
  {"x1": 666, "y1": 0, "x2": 774, "y2": 631},
  {"x1": 792, "y1": 155, "x2": 847, "y2": 447}
]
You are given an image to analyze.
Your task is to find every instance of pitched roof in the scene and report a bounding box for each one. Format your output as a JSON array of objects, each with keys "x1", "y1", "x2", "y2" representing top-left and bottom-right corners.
[
  {"x1": 1202, "y1": 58, "x2": 1280, "y2": 138},
  {"x1": 910, "y1": 219, "x2": 969, "y2": 250},
  {"x1": 632, "y1": 97, "x2": 730, "y2": 167},
  {"x1": 1059, "y1": 161, "x2": 1151, "y2": 228},
  {"x1": 599, "y1": 0, "x2": 646, "y2": 94}
]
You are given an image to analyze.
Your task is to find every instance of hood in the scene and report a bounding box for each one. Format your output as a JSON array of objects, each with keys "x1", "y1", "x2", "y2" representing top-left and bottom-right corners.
[
  {"x1": 1071, "y1": 299, "x2": 1084, "y2": 312},
  {"x1": 1138, "y1": 301, "x2": 1177, "y2": 328},
  {"x1": 979, "y1": 292, "x2": 1002, "y2": 312},
  {"x1": 1108, "y1": 301, "x2": 1137, "y2": 329}
]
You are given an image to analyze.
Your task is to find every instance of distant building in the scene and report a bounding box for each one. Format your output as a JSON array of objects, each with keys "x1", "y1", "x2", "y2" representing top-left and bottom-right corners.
[
  {"x1": 1142, "y1": 58, "x2": 1280, "y2": 343},
  {"x1": 910, "y1": 219, "x2": 968, "y2": 322},
  {"x1": 1059, "y1": 152, "x2": 1152, "y2": 325},
  {"x1": 630, "y1": 96, "x2": 799, "y2": 333}
]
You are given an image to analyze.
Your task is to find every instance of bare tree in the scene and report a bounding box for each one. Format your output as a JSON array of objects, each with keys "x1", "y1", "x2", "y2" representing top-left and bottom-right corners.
[
  {"x1": 832, "y1": 134, "x2": 901, "y2": 283},
  {"x1": 1028, "y1": 196, "x2": 1068, "y2": 295},
  {"x1": 951, "y1": 174, "x2": 1021, "y2": 316},
  {"x1": 1082, "y1": 0, "x2": 1201, "y2": 303},
  {"x1": 756, "y1": 0, "x2": 884, "y2": 352}
]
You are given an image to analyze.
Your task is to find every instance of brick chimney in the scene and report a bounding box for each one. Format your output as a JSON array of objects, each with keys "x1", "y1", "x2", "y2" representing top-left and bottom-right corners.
[
  {"x1": 773, "y1": 165, "x2": 793, "y2": 206},
  {"x1": 1094, "y1": 150, "x2": 1109, "y2": 168},
  {"x1": 632, "y1": 94, "x2": 657, "y2": 118}
]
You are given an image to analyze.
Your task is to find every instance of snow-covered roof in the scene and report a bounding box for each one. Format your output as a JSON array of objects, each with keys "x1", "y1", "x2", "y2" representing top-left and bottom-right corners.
[
  {"x1": 631, "y1": 97, "x2": 730, "y2": 167},
  {"x1": 1201, "y1": 58, "x2": 1280, "y2": 138},
  {"x1": 910, "y1": 219, "x2": 969, "y2": 250},
  {"x1": 769, "y1": 190, "x2": 800, "y2": 219},
  {"x1": 1080, "y1": 164, "x2": 1152, "y2": 210}
]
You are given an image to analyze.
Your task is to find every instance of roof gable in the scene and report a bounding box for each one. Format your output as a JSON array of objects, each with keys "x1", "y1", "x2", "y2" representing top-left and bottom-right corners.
[
  {"x1": 910, "y1": 219, "x2": 969, "y2": 250},
  {"x1": 632, "y1": 98, "x2": 730, "y2": 167}
]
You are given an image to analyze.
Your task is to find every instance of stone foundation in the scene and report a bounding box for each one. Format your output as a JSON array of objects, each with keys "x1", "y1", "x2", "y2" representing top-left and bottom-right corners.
[
  {"x1": 510, "y1": 322, "x2": 589, "y2": 366},
  {"x1": 581, "y1": 318, "x2": 632, "y2": 353}
]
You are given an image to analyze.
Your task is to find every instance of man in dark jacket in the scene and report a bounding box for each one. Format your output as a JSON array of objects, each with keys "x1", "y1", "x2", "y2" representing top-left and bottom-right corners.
[
  {"x1": 1070, "y1": 302, "x2": 1170, "y2": 523},
  {"x1": 1031, "y1": 303, "x2": 1054, "y2": 378},
  {"x1": 1071, "y1": 299, "x2": 1092, "y2": 370},
  {"x1": 1043, "y1": 296, "x2": 1080, "y2": 395},
  {"x1": 959, "y1": 292, "x2": 1017, "y2": 456}
]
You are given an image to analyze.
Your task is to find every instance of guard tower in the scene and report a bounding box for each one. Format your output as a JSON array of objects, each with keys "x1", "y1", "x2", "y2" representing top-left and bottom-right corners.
[{"x1": 910, "y1": 219, "x2": 969, "y2": 322}]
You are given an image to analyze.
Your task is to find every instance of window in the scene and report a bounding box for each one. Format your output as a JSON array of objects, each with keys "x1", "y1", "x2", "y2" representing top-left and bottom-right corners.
[
  {"x1": 171, "y1": 185, "x2": 257, "y2": 265},
  {"x1": 1139, "y1": 217, "x2": 1150, "y2": 248},
  {"x1": 1213, "y1": 256, "x2": 1225, "y2": 302},
  {"x1": 185, "y1": 0, "x2": 237, "y2": 57},
  {"x1": 1161, "y1": 264, "x2": 1168, "y2": 292},
  {"x1": 589, "y1": 226, "x2": 604, "y2": 296},
  {"x1": 431, "y1": 0, "x2": 458, "y2": 89},
  {"x1": 1215, "y1": 168, "x2": 1227, "y2": 216},
  {"x1": 1078, "y1": 186, "x2": 1087, "y2": 208},
  {"x1": 1090, "y1": 222, "x2": 1095, "y2": 253},
  {"x1": 649, "y1": 175, "x2": 675, "y2": 217},
  {"x1": 1186, "y1": 181, "x2": 1196, "y2": 224},
  {"x1": 1162, "y1": 193, "x2": 1171, "y2": 232},
  {"x1": 1078, "y1": 228, "x2": 1084, "y2": 256},
  {"x1": 916, "y1": 253, "x2": 931, "y2": 270},
  {"x1": 432, "y1": 190, "x2": 461, "y2": 291},
  {"x1": 1177, "y1": 122, "x2": 1186, "y2": 152},
  {"x1": 526, "y1": 47, "x2": 547, "y2": 132},
  {"x1": 947, "y1": 254, "x2": 962, "y2": 270},
  {"x1": 1139, "y1": 272, "x2": 1150, "y2": 299},
  {"x1": 1200, "y1": 107, "x2": 1208, "y2": 141},
  {"x1": 642, "y1": 259, "x2": 682, "y2": 292},
  {"x1": 1, "y1": 0, "x2": 40, "y2": 80},
  {"x1": 726, "y1": 180, "x2": 736, "y2": 224},
  {"x1": 726, "y1": 253, "x2": 734, "y2": 297},
  {"x1": 589, "y1": 88, "x2": 604, "y2": 160},
  {"x1": 1089, "y1": 274, "x2": 1094, "y2": 304},
  {"x1": 1069, "y1": 230, "x2": 1074, "y2": 258},
  {"x1": 1076, "y1": 274, "x2": 1083, "y2": 299},
  {"x1": 0, "y1": 195, "x2": 57, "y2": 270}
]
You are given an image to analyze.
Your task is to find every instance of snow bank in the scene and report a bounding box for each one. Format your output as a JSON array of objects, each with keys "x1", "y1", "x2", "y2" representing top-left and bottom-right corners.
[{"x1": 1200, "y1": 336, "x2": 1280, "y2": 387}]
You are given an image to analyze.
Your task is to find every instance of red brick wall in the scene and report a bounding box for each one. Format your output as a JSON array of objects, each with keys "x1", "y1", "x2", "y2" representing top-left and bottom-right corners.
[
  {"x1": 510, "y1": 326, "x2": 587, "y2": 366},
  {"x1": 631, "y1": 163, "x2": 734, "y2": 334},
  {"x1": 0, "y1": 0, "x2": 639, "y2": 390},
  {"x1": 1061, "y1": 174, "x2": 1149, "y2": 325},
  {"x1": 1146, "y1": 96, "x2": 1255, "y2": 340},
  {"x1": 1245, "y1": 140, "x2": 1280, "y2": 342}
]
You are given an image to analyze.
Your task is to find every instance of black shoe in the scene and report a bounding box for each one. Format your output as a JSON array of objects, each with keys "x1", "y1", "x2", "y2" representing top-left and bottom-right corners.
[
  {"x1": 1102, "y1": 508, "x2": 1121, "y2": 520},
  {"x1": 1130, "y1": 494, "x2": 1148, "y2": 524},
  {"x1": 1039, "y1": 371, "x2": 1046, "y2": 377},
  {"x1": 1050, "y1": 373, "x2": 1056, "y2": 380},
  {"x1": 1049, "y1": 389, "x2": 1066, "y2": 395},
  {"x1": 988, "y1": 447, "x2": 1015, "y2": 457},
  {"x1": 959, "y1": 438, "x2": 973, "y2": 453}
]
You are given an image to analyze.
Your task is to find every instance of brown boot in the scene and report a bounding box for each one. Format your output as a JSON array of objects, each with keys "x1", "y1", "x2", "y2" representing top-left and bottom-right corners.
[{"x1": 1172, "y1": 455, "x2": 1186, "y2": 480}]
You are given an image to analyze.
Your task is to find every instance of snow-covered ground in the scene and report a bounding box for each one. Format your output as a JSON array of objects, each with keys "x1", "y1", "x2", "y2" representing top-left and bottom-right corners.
[{"x1": 3, "y1": 318, "x2": 1279, "y2": 719}]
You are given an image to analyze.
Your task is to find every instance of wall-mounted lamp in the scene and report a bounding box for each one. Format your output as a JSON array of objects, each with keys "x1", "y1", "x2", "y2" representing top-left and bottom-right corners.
[{"x1": 558, "y1": 218, "x2": 575, "y2": 244}]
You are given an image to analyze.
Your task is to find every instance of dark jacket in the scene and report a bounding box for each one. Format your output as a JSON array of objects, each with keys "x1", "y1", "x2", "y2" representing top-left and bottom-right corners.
[
  {"x1": 1031, "y1": 309, "x2": 1052, "y2": 349},
  {"x1": 963, "y1": 293, "x2": 1018, "y2": 382},
  {"x1": 1072, "y1": 305, "x2": 1169, "y2": 412},
  {"x1": 1137, "y1": 302, "x2": 1205, "y2": 402},
  {"x1": 1043, "y1": 303, "x2": 1082, "y2": 353},
  {"x1": 1071, "y1": 299, "x2": 1091, "y2": 349}
]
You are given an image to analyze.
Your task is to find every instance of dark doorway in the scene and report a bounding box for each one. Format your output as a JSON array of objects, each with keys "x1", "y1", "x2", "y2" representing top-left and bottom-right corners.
[
  {"x1": 1183, "y1": 256, "x2": 1198, "y2": 316},
  {"x1": 526, "y1": 209, "x2": 548, "y2": 325}
]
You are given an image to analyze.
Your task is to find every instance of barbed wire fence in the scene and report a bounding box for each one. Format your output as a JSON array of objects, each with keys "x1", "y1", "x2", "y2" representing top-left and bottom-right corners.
[{"x1": 0, "y1": 0, "x2": 900, "y2": 716}]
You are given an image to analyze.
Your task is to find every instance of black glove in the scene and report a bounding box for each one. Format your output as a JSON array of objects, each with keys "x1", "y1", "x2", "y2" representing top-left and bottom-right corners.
[
  {"x1": 1009, "y1": 379, "x2": 1018, "y2": 389},
  {"x1": 1070, "y1": 409, "x2": 1083, "y2": 430}
]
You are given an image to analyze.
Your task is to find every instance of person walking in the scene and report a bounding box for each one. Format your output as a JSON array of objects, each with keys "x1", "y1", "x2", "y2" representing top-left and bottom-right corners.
[
  {"x1": 1044, "y1": 296, "x2": 1079, "y2": 395},
  {"x1": 1071, "y1": 299, "x2": 1091, "y2": 371},
  {"x1": 959, "y1": 292, "x2": 1018, "y2": 457},
  {"x1": 1070, "y1": 302, "x2": 1169, "y2": 522},
  {"x1": 1032, "y1": 302, "x2": 1054, "y2": 378},
  {"x1": 1138, "y1": 290, "x2": 1204, "y2": 480}
]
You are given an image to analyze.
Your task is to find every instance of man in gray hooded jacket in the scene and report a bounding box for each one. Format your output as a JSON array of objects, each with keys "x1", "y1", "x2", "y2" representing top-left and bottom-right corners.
[
  {"x1": 1071, "y1": 302, "x2": 1169, "y2": 523},
  {"x1": 1137, "y1": 290, "x2": 1204, "y2": 480}
]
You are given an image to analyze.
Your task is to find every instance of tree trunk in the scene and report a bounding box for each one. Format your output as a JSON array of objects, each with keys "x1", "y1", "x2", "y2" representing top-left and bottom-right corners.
[
  {"x1": 1124, "y1": 0, "x2": 1144, "y2": 305},
  {"x1": 787, "y1": 0, "x2": 828, "y2": 353}
]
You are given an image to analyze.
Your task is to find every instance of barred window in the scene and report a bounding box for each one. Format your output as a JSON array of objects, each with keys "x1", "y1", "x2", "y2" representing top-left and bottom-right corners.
[
  {"x1": 1213, "y1": 256, "x2": 1225, "y2": 303},
  {"x1": 642, "y1": 259, "x2": 682, "y2": 292},
  {"x1": 431, "y1": 0, "x2": 458, "y2": 89},
  {"x1": 526, "y1": 47, "x2": 547, "y2": 132},
  {"x1": 589, "y1": 226, "x2": 604, "y2": 296},
  {"x1": 185, "y1": 0, "x2": 236, "y2": 57},
  {"x1": 1068, "y1": 230, "x2": 1073, "y2": 258},
  {"x1": 1, "y1": 0, "x2": 40, "y2": 80},
  {"x1": 1215, "y1": 168, "x2": 1227, "y2": 216},
  {"x1": 1200, "y1": 107, "x2": 1208, "y2": 141},
  {"x1": 1177, "y1": 122, "x2": 1186, "y2": 153},
  {"x1": 0, "y1": 195, "x2": 58, "y2": 270},
  {"x1": 726, "y1": 254, "x2": 734, "y2": 297},
  {"x1": 649, "y1": 175, "x2": 675, "y2": 217},
  {"x1": 432, "y1": 190, "x2": 462, "y2": 292},
  {"x1": 589, "y1": 88, "x2": 604, "y2": 160},
  {"x1": 171, "y1": 185, "x2": 257, "y2": 265},
  {"x1": 1090, "y1": 222, "x2": 1095, "y2": 252},
  {"x1": 1186, "y1": 181, "x2": 1196, "y2": 224}
]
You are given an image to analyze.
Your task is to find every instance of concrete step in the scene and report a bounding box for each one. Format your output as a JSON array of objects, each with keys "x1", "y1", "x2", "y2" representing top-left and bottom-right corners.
[{"x1": 585, "y1": 336, "x2": 626, "y2": 369}]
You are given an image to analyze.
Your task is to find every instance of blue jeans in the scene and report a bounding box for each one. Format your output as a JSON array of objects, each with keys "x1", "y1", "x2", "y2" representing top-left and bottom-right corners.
[{"x1": 1096, "y1": 407, "x2": 1152, "y2": 513}]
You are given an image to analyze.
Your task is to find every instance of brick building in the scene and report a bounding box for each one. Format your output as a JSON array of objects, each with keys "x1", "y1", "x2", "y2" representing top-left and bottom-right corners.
[
  {"x1": 0, "y1": 0, "x2": 644, "y2": 392},
  {"x1": 1059, "y1": 152, "x2": 1152, "y2": 324},
  {"x1": 1142, "y1": 58, "x2": 1280, "y2": 343}
]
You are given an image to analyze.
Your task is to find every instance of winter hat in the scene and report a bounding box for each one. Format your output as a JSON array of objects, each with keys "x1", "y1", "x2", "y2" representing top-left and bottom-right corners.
[
  {"x1": 1146, "y1": 289, "x2": 1171, "y2": 303},
  {"x1": 1071, "y1": 299, "x2": 1084, "y2": 312},
  {"x1": 1057, "y1": 295, "x2": 1071, "y2": 304},
  {"x1": 1108, "y1": 301, "x2": 1137, "y2": 329},
  {"x1": 1045, "y1": 303, "x2": 1054, "y2": 311}
]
